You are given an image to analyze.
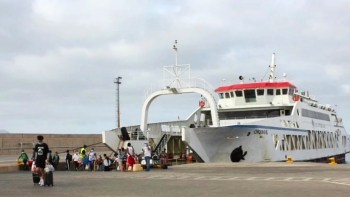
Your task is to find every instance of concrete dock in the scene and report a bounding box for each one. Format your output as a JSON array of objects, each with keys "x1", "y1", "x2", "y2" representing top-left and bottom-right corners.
[{"x1": 1, "y1": 162, "x2": 350, "y2": 197}]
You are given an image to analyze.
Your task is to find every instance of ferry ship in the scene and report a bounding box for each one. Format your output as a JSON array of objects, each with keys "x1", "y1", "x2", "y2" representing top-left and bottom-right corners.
[
  {"x1": 103, "y1": 41, "x2": 349, "y2": 163},
  {"x1": 181, "y1": 54, "x2": 349, "y2": 163}
]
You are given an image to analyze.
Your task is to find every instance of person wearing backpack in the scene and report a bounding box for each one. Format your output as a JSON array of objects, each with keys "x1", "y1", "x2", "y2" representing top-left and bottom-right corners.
[
  {"x1": 18, "y1": 150, "x2": 29, "y2": 171},
  {"x1": 65, "y1": 150, "x2": 72, "y2": 171}
]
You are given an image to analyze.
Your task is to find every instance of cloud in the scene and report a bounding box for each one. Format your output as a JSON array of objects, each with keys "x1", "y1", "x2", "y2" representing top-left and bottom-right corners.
[
  {"x1": 341, "y1": 85, "x2": 350, "y2": 95},
  {"x1": 0, "y1": 0, "x2": 350, "y2": 133}
]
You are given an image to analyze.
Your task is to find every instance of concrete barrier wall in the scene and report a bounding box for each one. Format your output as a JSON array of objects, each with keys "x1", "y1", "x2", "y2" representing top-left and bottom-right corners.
[{"x1": 0, "y1": 134, "x2": 110, "y2": 155}]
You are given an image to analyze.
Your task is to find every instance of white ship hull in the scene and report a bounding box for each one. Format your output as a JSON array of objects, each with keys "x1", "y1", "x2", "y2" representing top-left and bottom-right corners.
[{"x1": 183, "y1": 123, "x2": 349, "y2": 163}]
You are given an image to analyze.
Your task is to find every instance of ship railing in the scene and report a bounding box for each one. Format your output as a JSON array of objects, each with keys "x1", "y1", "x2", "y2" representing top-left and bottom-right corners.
[
  {"x1": 143, "y1": 77, "x2": 218, "y2": 102},
  {"x1": 219, "y1": 78, "x2": 296, "y2": 86},
  {"x1": 220, "y1": 115, "x2": 280, "y2": 120}
]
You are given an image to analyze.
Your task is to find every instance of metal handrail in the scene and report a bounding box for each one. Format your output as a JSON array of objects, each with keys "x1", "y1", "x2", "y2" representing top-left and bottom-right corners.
[{"x1": 219, "y1": 78, "x2": 296, "y2": 86}]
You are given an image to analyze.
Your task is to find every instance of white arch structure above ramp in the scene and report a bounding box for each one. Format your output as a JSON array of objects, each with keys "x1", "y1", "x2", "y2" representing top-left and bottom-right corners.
[{"x1": 140, "y1": 77, "x2": 219, "y2": 132}]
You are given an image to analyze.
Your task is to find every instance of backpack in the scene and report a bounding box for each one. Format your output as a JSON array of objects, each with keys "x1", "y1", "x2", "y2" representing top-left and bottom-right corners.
[{"x1": 67, "y1": 154, "x2": 72, "y2": 161}]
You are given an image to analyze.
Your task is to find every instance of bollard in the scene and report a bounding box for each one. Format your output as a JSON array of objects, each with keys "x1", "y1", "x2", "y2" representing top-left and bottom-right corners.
[
  {"x1": 286, "y1": 156, "x2": 293, "y2": 163},
  {"x1": 328, "y1": 157, "x2": 337, "y2": 165}
]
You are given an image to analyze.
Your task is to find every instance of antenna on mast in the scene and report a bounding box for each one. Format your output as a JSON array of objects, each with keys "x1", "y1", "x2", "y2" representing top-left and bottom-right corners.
[
  {"x1": 173, "y1": 40, "x2": 178, "y2": 65},
  {"x1": 269, "y1": 53, "x2": 276, "y2": 82}
]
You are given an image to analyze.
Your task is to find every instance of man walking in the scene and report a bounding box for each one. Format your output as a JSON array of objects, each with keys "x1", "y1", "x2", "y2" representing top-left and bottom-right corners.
[
  {"x1": 34, "y1": 135, "x2": 49, "y2": 186},
  {"x1": 142, "y1": 143, "x2": 151, "y2": 171}
]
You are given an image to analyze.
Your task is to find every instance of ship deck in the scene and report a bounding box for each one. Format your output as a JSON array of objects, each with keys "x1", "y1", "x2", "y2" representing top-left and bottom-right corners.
[{"x1": 1, "y1": 161, "x2": 350, "y2": 196}]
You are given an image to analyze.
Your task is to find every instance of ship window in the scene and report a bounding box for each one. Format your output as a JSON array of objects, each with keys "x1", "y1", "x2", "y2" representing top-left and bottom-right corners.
[
  {"x1": 282, "y1": 89, "x2": 288, "y2": 95},
  {"x1": 276, "y1": 89, "x2": 281, "y2": 95},
  {"x1": 267, "y1": 89, "x2": 274, "y2": 95},
  {"x1": 289, "y1": 88, "x2": 295, "y2": 95},
  {"x1": 244, "y1": 89, "x2": 256, "y2": 102},
  {"x1": 230, "y1": 92, "x2": 234, "y2": 97},
  {"x1": 285, "y1": 110, "x2": 291, "y2": 115},
  {"x1": 225, "y1": 92, "x2": 230, "y2": 99},
  {"x1": 235, "y1": 91, "x2": 243, "y2": 97},
  {"x1": 257, "y1": 89, "x2": 264, "y2": 96},
  {"x1": 219, "y1": 93, "x2": 224, "y2": 99}
]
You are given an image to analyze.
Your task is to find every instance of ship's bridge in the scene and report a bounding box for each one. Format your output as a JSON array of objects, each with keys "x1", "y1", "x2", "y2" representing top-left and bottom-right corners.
[{"x1": 215, "y1": 81, "x2": 297, "y2": 110}]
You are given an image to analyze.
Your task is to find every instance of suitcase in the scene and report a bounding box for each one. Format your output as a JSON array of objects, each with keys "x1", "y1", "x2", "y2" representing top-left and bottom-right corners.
[
  {"x1": 44, "y1": 171, "x2": 54, "y2": 186},
  {"x1": 32, "y1": 173, "x2": 40, "y2": 185}
]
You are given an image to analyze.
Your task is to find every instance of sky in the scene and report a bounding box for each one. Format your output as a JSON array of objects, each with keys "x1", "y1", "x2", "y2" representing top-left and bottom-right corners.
[{"x1": 0, "y1": 0, "x2": 349, "y2": 134}]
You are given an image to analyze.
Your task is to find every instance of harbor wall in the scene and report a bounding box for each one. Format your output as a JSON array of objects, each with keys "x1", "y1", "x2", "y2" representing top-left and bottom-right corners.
[{"x1": 0, "y1": 133, "x2": 110, "y2": 155}]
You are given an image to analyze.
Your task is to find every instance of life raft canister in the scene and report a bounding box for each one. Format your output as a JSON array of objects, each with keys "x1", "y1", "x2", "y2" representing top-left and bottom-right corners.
[
  {"x1": 292, "y1": 94, "x2": 300, "y2": 101},
  {"x1": 199, "y1": 100, "x2": 205, "y2": 107}
]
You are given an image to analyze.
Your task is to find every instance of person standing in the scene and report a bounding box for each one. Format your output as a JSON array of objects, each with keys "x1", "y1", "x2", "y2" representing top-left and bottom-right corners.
[
  {"x1": 88, "y1": 148, "x2": 96, "y2": 171},
  {"x1": 52, "y1": 152, "x2": 60, "y2": 170},
  {"x1": 79, "y1": 145, "x2": 87, "y2": 159},
  {"x1": 96, "y1": 155, "x2": 103, "y2": 171},
  {"x1": 72, "y1": 150, "x2": 80, "y2": 171},
  {"x1": 48, "y1": 150, "x2": 53, "y2": 164},
  {"x1": 34, "y1": 135, "x2": 49, "y2": 186},
  {"x1": 142, "y1": 143, "x2": 151, "y2": 171},
  {"x1": 126, "y1": 143, "x2": 135, "y2": 171},
  {"x1": 65, "y1": 150, "x2": 72, "y2": 171},
  {"x1": 103, "y1": 154, "x2": 111, "y2": 171},
  {"x1": 18, "y1": 150, "x2": 29, "y2": 171}
]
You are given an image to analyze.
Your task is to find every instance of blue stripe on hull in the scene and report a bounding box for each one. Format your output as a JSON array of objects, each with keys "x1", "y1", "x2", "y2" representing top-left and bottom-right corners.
[{"x1": 224, "y1": 124, "x2": 308, "y2": 132}]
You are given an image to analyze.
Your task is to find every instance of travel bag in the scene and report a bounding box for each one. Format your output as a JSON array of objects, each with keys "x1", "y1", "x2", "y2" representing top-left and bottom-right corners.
[
  {"x1": 32, "y1": 173, "x2": 40, "y2": 185},
  {"x1": 44, "y1": 171, "x2": 54, "y2": 186}
]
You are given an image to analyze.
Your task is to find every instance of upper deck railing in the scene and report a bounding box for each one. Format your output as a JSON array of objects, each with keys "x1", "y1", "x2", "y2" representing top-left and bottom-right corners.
[{"x1": 218, "y1": 78, "x2": 296, "y2": 86}]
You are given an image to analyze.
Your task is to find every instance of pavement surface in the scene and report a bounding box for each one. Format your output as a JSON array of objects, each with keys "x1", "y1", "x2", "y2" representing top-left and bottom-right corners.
[{"x1": 1, "y1": 162, "x2": 350, "y2": 197}]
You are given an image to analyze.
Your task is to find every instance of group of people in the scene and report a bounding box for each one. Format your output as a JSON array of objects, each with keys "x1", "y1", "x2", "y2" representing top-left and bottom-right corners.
[
  {"x1": 70, "y1": 145, "x2": 110, "y2": 171},
  {"x1": 19, "y1": 135, "x2": 169, "y2": 182},
  {"x1": 19, "y1": 150, "x2": 61, "y2": 171}
]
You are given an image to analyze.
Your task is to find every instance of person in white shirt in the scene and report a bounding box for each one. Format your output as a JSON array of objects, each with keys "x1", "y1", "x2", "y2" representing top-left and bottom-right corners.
[
  {"x1": 72, "y1": 150, "x2": 80, "y2": 171},
  {"x1": 126, "y1": 143, "x2": 135, "y2": 171},
  {"x1": 142, "y1": 143, "x2": 151, "y2": 171}
]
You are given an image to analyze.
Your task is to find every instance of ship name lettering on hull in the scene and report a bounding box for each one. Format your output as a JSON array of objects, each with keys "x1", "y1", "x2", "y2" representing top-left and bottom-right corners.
[{"x1": 254, "y1": 130, "x2": 268, "y2": 135}]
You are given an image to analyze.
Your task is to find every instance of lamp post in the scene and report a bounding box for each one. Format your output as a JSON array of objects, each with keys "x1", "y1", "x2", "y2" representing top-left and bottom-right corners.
[{"x1": 114, "y1": 77, "x2": 122, "y2": 129}]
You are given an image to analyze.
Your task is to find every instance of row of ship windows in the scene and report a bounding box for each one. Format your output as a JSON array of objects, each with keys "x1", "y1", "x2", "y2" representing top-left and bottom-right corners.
[
  {"x1": 219, "y1": 88, "x2": 295, "y2": 99},
  {"x1": 300, "y1": 108, "x2": 330, "y2": 121}
]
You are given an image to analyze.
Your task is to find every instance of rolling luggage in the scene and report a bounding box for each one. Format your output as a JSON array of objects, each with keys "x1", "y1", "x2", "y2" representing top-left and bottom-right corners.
[
  {"x1": 32, "y1": 173, "x2": 40, "y2": 185},
  {"x1": 44, "y1": 171, "x2": 54, "y2": 186}
]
